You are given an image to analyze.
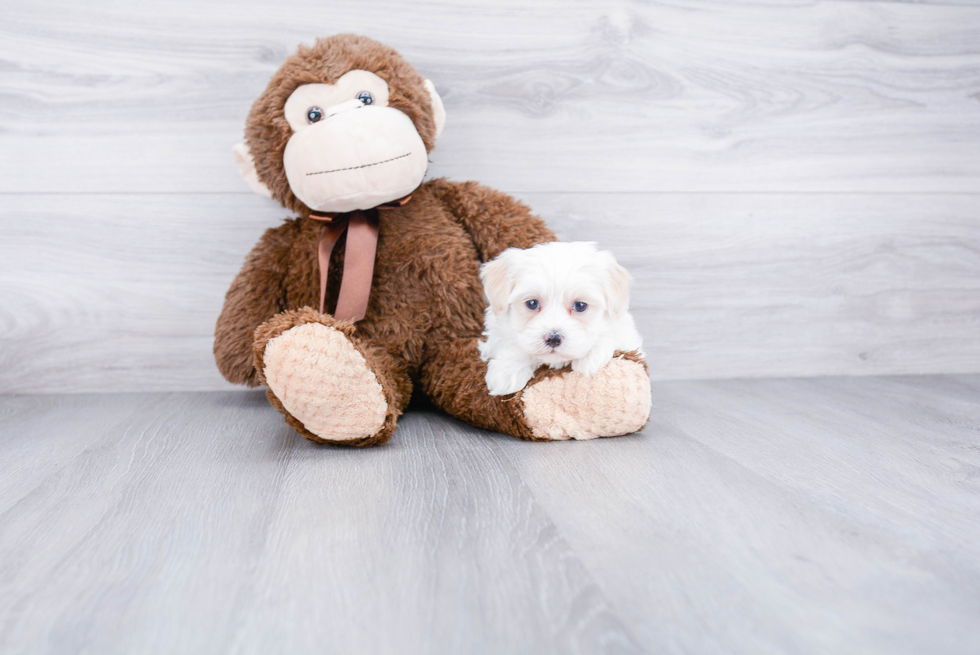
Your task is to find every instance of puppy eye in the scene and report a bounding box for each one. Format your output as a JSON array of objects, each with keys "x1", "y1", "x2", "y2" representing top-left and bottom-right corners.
[
  {"x1": 573, "y1": 301, "x2": 588, "y2": 313},
  {"x1": 525, "y1": 299, "x2": 539, "y2": 311},
  {"x1": 307, "y1": 107, "x2": 324, "y2": 123},
  {"x1": 356, "y1": 91, "x2": 374, "y2": 105}
]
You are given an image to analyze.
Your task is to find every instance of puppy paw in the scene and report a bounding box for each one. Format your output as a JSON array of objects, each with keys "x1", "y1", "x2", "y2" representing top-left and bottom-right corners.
[
  {"x1": 486, "y1": 359, "x2": 535, "y2": 396},
  {"x1": 520, "y1": 352, "x2": 651, "y2": 440},
  {"x1": 477, "y1": 338, "x2": 492, "y2": 362},
  {"x1": 571, "y1": 344, "x2": 615, "y2": 377}
]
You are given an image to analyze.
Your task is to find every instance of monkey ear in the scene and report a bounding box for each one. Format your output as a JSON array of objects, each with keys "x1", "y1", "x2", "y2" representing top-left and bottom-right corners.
[
  {"x1": 603, "y1": 253, "x2": 632, "y2": 319},
  {"x1": 232, "y1": 143, "x2": 273, "y2": 198},
  {"x1": 480, "y1": 251, "x2": 515, "y2": 315},
  {"x1": 423, "y1": 79, "x2": 446, "y2": 140}
]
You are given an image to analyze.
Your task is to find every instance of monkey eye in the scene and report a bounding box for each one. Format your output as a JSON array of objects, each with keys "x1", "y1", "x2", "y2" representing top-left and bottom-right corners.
[
  {"x1": 525, "y1": 299, "x2": 539, "y2": 311},
  {"x1": 306, "y1": 107, "x2": 324, "y2": 123},
  {"x1": 356, "y1": 91, "x2": 374, "y2": 105},
  {"x1": 573, "y1": 301, "x2": 588, "y2": 313}
]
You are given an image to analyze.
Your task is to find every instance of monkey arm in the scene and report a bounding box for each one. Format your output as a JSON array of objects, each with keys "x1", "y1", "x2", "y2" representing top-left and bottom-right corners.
[
  {"x1": 421, "y1": 337, "x2": 539, "y2": 440},
  {"x1": 213, "y1": 222, "x2": 295, "y2": 386},
  {"x1": 428, "y1": 179, "x2": 556, "y2": 262}
]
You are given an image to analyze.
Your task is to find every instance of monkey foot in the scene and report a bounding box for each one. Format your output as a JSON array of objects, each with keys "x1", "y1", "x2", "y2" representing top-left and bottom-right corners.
[
  {"x1": 254, "y1": 309, "x2": 389, "y2": 445},
  {"x1": 519, "y1": 352, "x2": 651, "y2": 441}
]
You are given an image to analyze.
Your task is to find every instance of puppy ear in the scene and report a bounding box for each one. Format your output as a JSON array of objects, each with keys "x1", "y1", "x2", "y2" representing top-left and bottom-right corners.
[
  {"x1": 232, "y1": 143, "x2": 272, "y2": 198},
  {"x1": 603, "y1": 253, "x2": 632, "y2": 319},
  {"x1": 480, "y1": 252, "x2": 515, "y2": 315}
]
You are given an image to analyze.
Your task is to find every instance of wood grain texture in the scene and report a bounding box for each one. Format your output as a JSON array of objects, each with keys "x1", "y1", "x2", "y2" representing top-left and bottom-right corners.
[
  {"x1": 0, "y1": 0, "x2": 979, "y2": 193},
  {"x1": 0, "y1": 391, "x2": 641, "y2": 655},
  {"x1": 1, "y1": 376, "x2": 978, "y2": 653},
  {"x1": 493, "y1": 374, "x2": 980, "y2": 654},
  {"x1": 1, "y1": 192, "x2": 977, "y2": 393},
  {"x1": 527, "y1": 191, "x2": 980, "y2": 380},
  {"x1": 1, "y1": 0, "x2": 978, "y2": 390}
]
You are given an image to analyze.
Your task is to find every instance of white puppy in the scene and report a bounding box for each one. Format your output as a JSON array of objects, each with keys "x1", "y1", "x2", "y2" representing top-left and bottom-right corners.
[{"x1": 478, "y1": 241, "x2": 643, "y2": 396}]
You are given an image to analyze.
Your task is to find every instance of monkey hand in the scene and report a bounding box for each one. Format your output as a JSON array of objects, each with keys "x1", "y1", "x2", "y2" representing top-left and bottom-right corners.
[{"x1": 516, "y1": 351, "x2": 651, "y2": 440}]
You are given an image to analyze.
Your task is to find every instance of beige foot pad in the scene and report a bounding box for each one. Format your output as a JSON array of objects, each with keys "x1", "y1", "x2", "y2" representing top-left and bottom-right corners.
[
  {"x1": 262, "y1": 322, "x2": 388, "y2": 442},
  {"x1": 521, "y1": 356, "x2": 652, "y2": 441}
]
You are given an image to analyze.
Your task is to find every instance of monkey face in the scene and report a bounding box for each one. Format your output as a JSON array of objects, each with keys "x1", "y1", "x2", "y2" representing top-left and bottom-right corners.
[
  {"x1": 234, "y1": 35, "x2": 446, "y2": 216},
  {"x1": 281, "y1": 70, "x2": 429, "y2": 213}
]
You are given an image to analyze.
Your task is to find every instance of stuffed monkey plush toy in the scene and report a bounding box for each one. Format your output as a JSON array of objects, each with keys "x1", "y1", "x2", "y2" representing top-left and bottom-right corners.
[{"x1": 215, "y1": 34, "x2": 651, "y2": 446}]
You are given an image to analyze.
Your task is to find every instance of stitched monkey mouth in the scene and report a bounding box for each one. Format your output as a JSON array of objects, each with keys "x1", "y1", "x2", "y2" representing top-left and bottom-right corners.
[{"x1": 306, "y1": 152, "x2": 412, "y2": 176}]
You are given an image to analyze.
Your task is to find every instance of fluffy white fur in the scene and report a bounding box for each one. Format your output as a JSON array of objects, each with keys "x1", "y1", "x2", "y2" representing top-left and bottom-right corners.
[{"x1": 478, "y1": 242, "x2": 643, "y2": 396}]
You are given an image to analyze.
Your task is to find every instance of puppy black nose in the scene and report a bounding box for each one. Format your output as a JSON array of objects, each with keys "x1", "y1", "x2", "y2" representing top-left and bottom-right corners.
[{"x1": 545, "y1": 332, "x2": 563, "y2": 347}]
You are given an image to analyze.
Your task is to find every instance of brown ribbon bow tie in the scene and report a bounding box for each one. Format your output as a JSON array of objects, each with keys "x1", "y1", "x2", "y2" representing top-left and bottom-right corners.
[{"x1": 307, "y1": 196, "x2": 410, "y2": 322}]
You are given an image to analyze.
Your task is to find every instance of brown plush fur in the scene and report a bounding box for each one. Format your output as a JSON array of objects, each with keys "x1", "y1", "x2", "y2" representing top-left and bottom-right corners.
[
  {"x1": 252, "y1": 308, "x2": 411, "y2": 447},
  {"x1": 245, "y1": 34, "x2": 438, "y2": 218},
  {"x1": 215, "y1": 175, "x2": 556, "y2": 445},
  {"x1": 214, "y1": 35, "x2": 646, "y2": 446}
]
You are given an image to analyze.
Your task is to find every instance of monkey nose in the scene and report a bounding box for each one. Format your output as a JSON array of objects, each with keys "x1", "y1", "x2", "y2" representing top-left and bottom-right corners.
[{"x1": 544, "y1": 332, "x2": 563, "y2": 348}]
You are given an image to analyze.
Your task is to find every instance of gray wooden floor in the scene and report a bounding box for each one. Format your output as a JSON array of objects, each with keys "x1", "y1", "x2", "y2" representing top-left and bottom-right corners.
[{"x1": 2, "y1": 375, "x2": 978, "y2": 654}]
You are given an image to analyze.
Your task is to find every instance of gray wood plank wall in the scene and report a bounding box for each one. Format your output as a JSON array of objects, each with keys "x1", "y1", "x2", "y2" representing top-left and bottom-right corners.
[{"x1": 1, "y1": 0, "x2": 979, "y2": 393}]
